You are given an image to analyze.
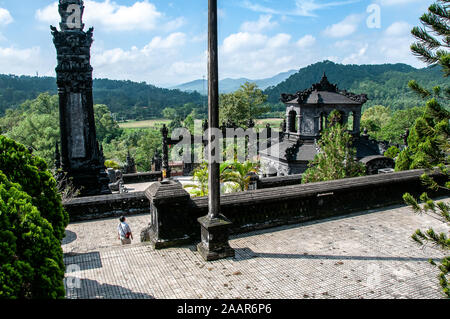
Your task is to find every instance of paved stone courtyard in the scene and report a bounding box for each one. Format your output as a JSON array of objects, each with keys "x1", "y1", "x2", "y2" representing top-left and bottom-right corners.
[{"x1": 62, "y1": 199, "x2": 449, "y2": 299}]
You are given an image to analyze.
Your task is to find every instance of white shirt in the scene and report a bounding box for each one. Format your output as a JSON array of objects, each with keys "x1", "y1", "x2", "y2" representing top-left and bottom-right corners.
[{"x1": 118, "y1": 222, "x2": 131, "y2": 239}]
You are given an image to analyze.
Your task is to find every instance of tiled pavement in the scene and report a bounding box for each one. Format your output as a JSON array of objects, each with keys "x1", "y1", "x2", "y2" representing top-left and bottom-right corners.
[{"x1": 62, "y1": 199, "x2": 449, "y2": 299}]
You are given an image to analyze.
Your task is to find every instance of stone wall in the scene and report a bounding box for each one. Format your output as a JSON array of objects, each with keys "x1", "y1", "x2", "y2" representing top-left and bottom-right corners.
[
  {"x1": 64, "y1": 192, "x2": 148, "y2": 221},
  {"x1": 64, "y1": 168, "x2": 448, "y2": 249},
  {"x1": 144, "y1": 168, "x2": 448, "y2": 248},
  {"x1": 256, "y1": 174, "x2": 303, "y2": 189},
  {"x1": 122, "y1": 171, "x2": 162, "y2": 184}
]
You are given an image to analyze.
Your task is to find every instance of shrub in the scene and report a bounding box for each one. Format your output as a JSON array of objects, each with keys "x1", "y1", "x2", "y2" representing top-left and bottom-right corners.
[
  {"x1": 104, "y1": 160, "x2": 121, "y2": 170},
  {"x1": 384, "y1": 146, "x2": 400, "y2": 159},
  {"x1": 0, "y1": 135, "x2": 68, "y2": 241},
  {"x1": 0, "y1": 172, "x2": 65, "y2": 298}
]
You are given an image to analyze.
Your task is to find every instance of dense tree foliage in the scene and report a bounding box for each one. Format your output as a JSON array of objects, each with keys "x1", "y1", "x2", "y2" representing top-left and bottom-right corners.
[
  {"x1": 395, "y1": 98, "x2": 449, "y2": 171},
  {"x1": 0, "y1": 93, "x2": 122, "y2": 168},
  {"x1": 0, "y1": 136, "x2": 67, "y2": 298},
  {"x1": 0, "y1": 135, "x2": 69, "y2": 241},
  {"x1": 361, "y1": 105, "x2": 426, "y2": 144},
  {"x1": 0, "y1": 75, "x2": 206, "y2": 119},
  {"x1": 102, "y1": 128, "x2": 162, "y2": 172},
  {"x1": 219, "y1": 82, "x2": 269, "y2": 129},
  {"x1": 0, "y1": 172, "x2": 65, "y2": 299},
  {"x1": 302, "y1": 111, "x2": 366, "y2": 184},
  {"x1": 94, "y1": 104, "x2": 123, "y2": 143}
]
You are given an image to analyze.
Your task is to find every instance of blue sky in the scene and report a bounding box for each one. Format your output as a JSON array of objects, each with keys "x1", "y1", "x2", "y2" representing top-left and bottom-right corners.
[{"x1": 0, "y1": 0, "x2": 436, "y2": 87}]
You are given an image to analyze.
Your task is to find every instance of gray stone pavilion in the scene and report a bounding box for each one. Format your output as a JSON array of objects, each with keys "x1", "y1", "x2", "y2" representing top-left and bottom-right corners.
[{"x1": 260, "y1": 74, "x2": 391, "y2": 176}]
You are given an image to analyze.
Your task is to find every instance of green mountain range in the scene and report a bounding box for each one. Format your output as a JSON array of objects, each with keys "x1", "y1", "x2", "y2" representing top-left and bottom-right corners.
[
  {"x1": 264, "y1": 60, "x2": 448, "y2": 110},
  {"x1": 0, "y1": 60, "x2": 447, "y2": 121}
]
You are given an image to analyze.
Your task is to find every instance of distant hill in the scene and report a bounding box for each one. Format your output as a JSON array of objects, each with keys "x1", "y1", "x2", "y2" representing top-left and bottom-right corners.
[
  {"x1": 0, "y1": 75, "x2": 206, "y2": 119},
  {"x1": 263, "y1": 60, "x2": 448, "y2": 110},
  {"x1": 171, "y1": 69, "x2": 298, "y2": 94},
  {"x1": 1, "y1": 61, "x2": 447, "y2": 121}
]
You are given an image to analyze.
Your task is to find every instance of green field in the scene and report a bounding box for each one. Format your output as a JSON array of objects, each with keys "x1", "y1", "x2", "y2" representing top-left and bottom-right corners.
[
  {"x1": 256, "y1": 118, "x2": 283, "y2": 130},
  {"x1": 119, "y1": 118, "x2": 283, "y2": 131},
  {"x1": 118, "y1": 119, "x2": 171, "y2": 129}
]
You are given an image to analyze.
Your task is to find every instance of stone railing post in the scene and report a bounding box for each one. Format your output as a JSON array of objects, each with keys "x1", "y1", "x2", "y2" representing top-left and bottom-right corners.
[{"x1": 142, "y1": 180, "x2": 192, "y2": 249}]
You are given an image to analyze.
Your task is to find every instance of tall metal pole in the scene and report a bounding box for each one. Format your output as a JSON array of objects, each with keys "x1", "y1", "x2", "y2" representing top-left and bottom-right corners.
[
  {"x1": 208, "y1": 0, "x2": 220, "y2": 219},
  {"x1": 197, "y1": 0, "x2": 234, "y2": 261}
]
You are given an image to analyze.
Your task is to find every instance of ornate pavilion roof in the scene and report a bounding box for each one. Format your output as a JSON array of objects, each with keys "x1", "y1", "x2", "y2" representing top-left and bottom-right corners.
[{"x1": 280, "y1": 73, "x2": 368, "y2": 106}]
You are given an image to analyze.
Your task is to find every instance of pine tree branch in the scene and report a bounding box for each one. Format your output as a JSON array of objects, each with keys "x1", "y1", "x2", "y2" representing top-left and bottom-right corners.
[
  {"x1": 428, "y1": 3, "x2": 450, "y2": 22},
  {"x1": 411, "y1": 43, "x2": 440, "y2": 64},
  {"x1": 412, "y1": 26, "x2": 443, "y2": 49}
]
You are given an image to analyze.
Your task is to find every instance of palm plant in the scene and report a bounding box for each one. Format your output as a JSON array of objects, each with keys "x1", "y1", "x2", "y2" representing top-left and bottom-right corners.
[
  {"x1": 223, "y1": 160, "x2": 260, "y2": 191},
  {"x1": 184, "y1": 161, "x2": 238, "y2": 197}
]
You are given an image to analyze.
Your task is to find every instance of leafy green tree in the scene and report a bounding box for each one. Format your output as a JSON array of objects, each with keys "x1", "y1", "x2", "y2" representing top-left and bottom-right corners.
[
  {"x1": 302, "y1": 111, "x2": 366, "y2": 183},
  {"x1": 94, "y1": 104, "x2": 123, "y2": 143},
  {"x1": 361, "y1": 105, "x2": 391, "y2": 134},
  {"x1": 361, "y1": 105, "x2": 427, "y2": 145},
  {"x1": 102, "y1": 128, "x2": 162, "y2": 172},
  {"x1": 384, "y1": 146, "x2": 400, "y2": 159},
  {"x1": 135, "y1": 129, "x2": 162, "y2": 172},
  {"x1": 395, "y1": 98, "x2": 449, "y2": 171},
  {"x1": 0, "y1": 172, "x2": 65, "y2": 299},
  {"x1": 219, "y1": 82, "x2": 269, "y2": 129},
  {"x1": 162, "y1": 107, "x2": 178, "y2": 120},
  {"x1": 3, "y1": 93, "x2": 59, "y2": 168},
  {"x1": 0, "y1": 93, "x2": 123, "y2": 169},
  {"x1": 379, "y1": 107, "x2": 426, "y2": 144}
]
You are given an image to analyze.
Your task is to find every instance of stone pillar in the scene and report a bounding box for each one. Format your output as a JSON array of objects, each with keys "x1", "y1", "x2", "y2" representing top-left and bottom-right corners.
[
  {"x1": 161, "y1": 124, "x2": 171, "y2": 179},
  {"x1": 51, "y1": 0, "x2": 110, "y2": 197},
  {"x1": 353, "y1": 110, "x2": 361, "y2": 135},
  {"x1": 340, "y1": 111, "x2": 348, "y2": 128},
  {"x1": 297, "y1": 114, "x2": 302, "y2": 135},
  {"x1": 286, "y1": 111, "x2": 292, "y2": 133},
  {"x1": 266, "y1": 123, "x2": 272, "y2": 149}
]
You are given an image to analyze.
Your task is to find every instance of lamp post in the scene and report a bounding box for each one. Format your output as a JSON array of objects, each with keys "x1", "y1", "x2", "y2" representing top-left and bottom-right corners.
[{"x1": 197, "y1": 0, "x2": 234, "y2": 261}]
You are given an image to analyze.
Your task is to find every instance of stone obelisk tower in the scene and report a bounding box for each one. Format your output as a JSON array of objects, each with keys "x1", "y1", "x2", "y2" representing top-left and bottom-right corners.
[{"x1": 51, "y1": 0, "x2": 111, "y2": 196}]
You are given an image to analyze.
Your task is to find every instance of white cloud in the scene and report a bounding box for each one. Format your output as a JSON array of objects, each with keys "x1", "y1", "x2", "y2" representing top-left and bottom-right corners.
[
  {"x1": 90, "y1": 32, "x2": 201, "y2": 85},
  {"x1": 384, "y1": 21, "x2": 411, "y2": 37},
  {"x1": 0, "y1": 8, "x2": 13, "y2": 26},
  {"x1": 332, "y1": 20, "x2": 419, "y2": 67},
  {"x1": 219, "y1": 31, "x2": 317, "y2": 79},
  {"x1": 240, "y1": 15, "x2": 278, "y2": 33},
  {"x1": 242, "y1": 0, "x2": 361, "y2": 17},
  {"x1": 0, "y1": 47, "x2": 46, "y2": 75},
  {"x1": 323, "y1": 14, "x2": 363, "y2": 38},
  {"x1": 342, "y1": 43, "x2": 369, "y2": 64},
  {"x1": 36, "y1": 0, "x2": 182, "y2": 32},
  {"x1": 378, "y1": 21, "x2": 415, "y2": 64},
  {"x1": 378, "y1": 0, "x2": 423, "y2": 6},
  {"x1": 297, "y1": 35, "x2": 316, "y2": 48}
]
